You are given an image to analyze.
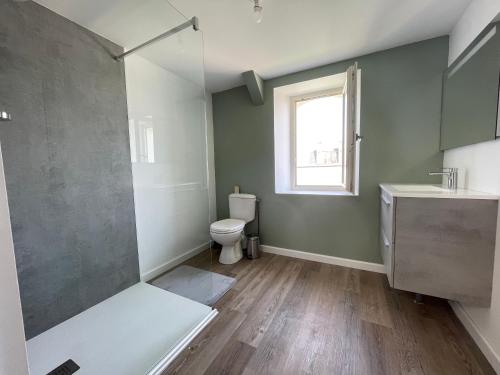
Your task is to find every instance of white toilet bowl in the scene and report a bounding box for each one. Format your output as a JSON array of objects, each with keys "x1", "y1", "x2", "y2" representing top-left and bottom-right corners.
[
  {"x1": 211, "y1": 193, "x2": 257, "y2": 264},
  {"x1": 210, "y1": 219, "x2": 245, "y2": 264}
]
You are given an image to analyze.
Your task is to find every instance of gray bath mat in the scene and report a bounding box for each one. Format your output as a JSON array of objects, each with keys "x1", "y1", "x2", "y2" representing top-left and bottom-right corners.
[{"x1": 151, "y1": 265, "x2": 236, "y2": 306}]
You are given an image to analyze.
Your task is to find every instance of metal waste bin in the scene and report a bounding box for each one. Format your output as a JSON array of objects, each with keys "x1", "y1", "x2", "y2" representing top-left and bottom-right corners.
[{"x1": 246, "y1": 234, "x2": 261, "y2": 259}]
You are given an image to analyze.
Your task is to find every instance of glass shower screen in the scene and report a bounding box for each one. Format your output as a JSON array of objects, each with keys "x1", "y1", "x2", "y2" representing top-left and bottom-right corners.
[
  {"x1": 123, "y1": 7, "x2": 210, "y2": 281},
  {"x1": 126, "y1": 37, "x2": 209, "y2": 281}
]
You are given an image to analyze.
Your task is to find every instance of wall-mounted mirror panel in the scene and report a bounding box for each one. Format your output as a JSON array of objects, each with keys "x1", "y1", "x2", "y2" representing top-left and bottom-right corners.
[{"x1": 440, "y1": 21, "x2": 500, "y2": 150}]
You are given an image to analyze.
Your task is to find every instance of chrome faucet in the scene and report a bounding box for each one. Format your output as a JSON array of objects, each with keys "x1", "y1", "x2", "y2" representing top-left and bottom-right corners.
[{"x1": 429, "y1": 168, "x2": 458, "y2": 190}]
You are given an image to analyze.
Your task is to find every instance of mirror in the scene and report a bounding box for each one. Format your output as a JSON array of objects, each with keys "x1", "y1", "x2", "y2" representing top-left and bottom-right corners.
[{"x1": 440, "y1": 21, "x2": 500, "y2": 150}]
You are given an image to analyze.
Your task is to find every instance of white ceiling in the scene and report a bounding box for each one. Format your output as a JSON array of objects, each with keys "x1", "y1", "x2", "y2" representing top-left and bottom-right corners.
[
  {"x1": 171, "y1": 0, "x2": 472, "y2": 92},
  {"x1": 35, "y1": 0, "x2": 472, "y2": 93}
]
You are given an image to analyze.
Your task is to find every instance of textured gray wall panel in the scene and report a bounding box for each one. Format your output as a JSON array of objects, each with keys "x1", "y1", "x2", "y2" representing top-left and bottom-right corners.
[{"x1": 0, "y1": 1, "x2": 139, "y2": 339}]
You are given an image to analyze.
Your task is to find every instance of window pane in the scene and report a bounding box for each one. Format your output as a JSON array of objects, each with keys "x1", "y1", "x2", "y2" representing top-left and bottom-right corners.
[{"x1": 295, "y1": 95, "x2": 344, "y2": 186}]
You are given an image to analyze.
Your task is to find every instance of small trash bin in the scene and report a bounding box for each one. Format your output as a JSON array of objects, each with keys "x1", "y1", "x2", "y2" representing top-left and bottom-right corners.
[{"x1": 246, "y1": 234, "x2": 261, "y2": 259}]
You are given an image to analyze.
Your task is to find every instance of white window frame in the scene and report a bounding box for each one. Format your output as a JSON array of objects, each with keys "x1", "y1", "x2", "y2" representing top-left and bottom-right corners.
[
  {"x1": 273, "y1": 64, "x2": 361, "y2": 196},
  {"x1": 290, "y1": 88, "x2": 346, "y2": 192}
]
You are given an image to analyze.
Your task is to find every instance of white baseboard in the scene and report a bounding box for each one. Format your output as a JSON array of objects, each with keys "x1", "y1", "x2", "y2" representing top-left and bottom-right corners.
[
  {"x1": 449, "y1": 301, "x2": 500, "y2": 373},
  {"x1": 261, "y1": 245, "x2": 385, "y2": 274},
  {"x1": 141, "y1": 242, "x2": 210, "y2": 282}
]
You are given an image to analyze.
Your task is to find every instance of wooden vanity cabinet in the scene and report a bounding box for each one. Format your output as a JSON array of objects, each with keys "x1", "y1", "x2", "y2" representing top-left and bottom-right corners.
[{"x1": 380, "y1": 190, "x2": 497, "y2": 306}]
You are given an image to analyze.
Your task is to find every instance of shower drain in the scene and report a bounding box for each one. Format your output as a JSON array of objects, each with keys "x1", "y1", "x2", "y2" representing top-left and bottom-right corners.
[{"x1": 46, "y1": 359, "x2": 80, "y2": 375}]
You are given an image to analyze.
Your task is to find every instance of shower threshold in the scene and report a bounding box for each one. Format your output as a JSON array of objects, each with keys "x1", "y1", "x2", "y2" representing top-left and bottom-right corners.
[{"x1": 26, "y1": 282, "x2": 217, "y2": 375}]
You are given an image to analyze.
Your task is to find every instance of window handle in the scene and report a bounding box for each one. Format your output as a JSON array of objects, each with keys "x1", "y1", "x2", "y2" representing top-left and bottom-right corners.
[{"x1": 355, "y1": 133, "x2": 363, "y2": 142}]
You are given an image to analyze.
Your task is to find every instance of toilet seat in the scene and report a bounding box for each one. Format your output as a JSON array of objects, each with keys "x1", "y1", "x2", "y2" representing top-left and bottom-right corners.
[{"x1": 210, "y1": 219, "x2": 245, "y2": 234}]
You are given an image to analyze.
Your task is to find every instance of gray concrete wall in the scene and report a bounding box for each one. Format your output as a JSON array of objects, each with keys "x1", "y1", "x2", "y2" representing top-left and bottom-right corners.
[{"x1": 0, "y1": 1, "x2": 139, "y2": 339}]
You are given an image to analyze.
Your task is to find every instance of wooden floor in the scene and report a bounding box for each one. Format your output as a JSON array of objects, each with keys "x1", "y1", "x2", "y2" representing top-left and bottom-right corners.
[{"x1": 162, "y1": 250, "x2": 495, "y2": 375}]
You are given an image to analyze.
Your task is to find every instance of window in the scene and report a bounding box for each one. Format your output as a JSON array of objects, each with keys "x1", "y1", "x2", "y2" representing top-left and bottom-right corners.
[
  {"x1": 129, "y1": 118, "x2": 156, "y2": 164},
  {"x1": 274, "y1": 63, "x2": 360, "y2": 195},
  {"x1": 292, "y1": 89, "x2": 345, "y2": 189}
]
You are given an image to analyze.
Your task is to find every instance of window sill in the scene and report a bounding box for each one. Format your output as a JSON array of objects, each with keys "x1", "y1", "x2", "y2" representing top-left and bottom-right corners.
[{"x1": 275, "y1": 190, "x2": 358, "y2": 197}]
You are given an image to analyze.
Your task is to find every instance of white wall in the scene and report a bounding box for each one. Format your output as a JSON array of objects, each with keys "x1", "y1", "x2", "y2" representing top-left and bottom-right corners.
[
  {"x1": 444, "y1": 0, "x2": 500, "y2": 372},
  {"x1": 125, "y1": 54, "x2": 215, "y2": 281},
  {"x1": 0, "y1": 144, "x2": 29, "y2": 375}
]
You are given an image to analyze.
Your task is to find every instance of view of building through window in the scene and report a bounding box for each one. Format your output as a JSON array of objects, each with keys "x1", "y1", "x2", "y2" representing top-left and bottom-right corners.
[{"x1": 295, "y1": 94, "x2": 344, "y2": 187}]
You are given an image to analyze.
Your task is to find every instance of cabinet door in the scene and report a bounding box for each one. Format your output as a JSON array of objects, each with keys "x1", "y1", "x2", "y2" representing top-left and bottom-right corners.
[{"x1": 393, "y1": 197, "x2": 497, "y2": 306}]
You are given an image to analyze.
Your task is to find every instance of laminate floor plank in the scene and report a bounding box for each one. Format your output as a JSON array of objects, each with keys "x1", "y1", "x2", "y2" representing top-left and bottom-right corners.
[
  {"x1": 235, "y1": 259, "x2": 303, "y2": 347},
  {"x1": 359, "y1": 320, "x2": 401, "y2": 375},
  {"x1": 297, "y1": 265, "x2": 357, "y2": 375},
  {"x1": 230, "y1": 255, "x2": 290, "y2": 313},
  {"x1": 383, "y1": 288, "x2": 426, "y2": 375},
  {"x1": 203, "y1": 339, "x2": 256, "y2": 375},
  {"x1": 360, "y1": 270, "x2": 394, "y2": 328},
  {"x1": 396, "y1": 293, "x2": 493, "y2": 375},
  {"x1": 162, "y1": 309, "x2": 247, "y2": 375},
  {"x1": 243, "y1": 261, "x2": 322, "y2": 375},
  {"x1": 158, "y1": 250, "x2": 494, "y2": 375}
]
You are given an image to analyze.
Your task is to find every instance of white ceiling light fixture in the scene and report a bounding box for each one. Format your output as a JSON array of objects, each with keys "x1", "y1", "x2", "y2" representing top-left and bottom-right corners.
[{"x1": 253, "y1": 0, "x2": 263, "y2": 24}]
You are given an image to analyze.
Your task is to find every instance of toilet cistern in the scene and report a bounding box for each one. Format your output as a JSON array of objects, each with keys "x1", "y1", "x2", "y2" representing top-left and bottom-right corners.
[{"x1": 210, "y1": 193, "x2": 257, "y2": 264}]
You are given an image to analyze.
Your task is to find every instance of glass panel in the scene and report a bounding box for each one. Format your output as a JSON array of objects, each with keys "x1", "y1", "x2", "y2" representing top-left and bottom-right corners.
[
  {"x1": 125, "y1": 18, "x2": 209, "y2": 278},
  {"x1": 295, "y1": 95, "x2": 344, "y2": 186}
]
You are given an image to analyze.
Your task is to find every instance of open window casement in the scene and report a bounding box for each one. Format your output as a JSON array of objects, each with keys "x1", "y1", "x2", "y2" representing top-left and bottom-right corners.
[
  {"x1": 273, "y1": 63, "x2": 361, "y2": 196},
  {"x1": 343, "y1": 62, "x2": 361, "y2": 194}
]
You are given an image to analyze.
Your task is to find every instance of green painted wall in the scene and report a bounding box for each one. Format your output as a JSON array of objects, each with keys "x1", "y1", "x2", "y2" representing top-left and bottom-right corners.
[{"x1": 212, "y1": 37, "x2": 448, "y2": 264}]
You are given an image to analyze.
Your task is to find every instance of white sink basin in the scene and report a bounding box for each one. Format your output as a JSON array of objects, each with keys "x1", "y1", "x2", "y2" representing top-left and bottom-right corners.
[
  {"x1": 380, "y1": 183, "x2": 498, "y2": 200},
  {"x1": 391, "y1": 184, "x2": 447, "y2": 192}
]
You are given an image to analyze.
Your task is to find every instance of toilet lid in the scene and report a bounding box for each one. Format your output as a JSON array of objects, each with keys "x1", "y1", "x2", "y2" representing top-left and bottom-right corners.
[{"x1": 210, "y1": 219, "x2": 245, "y2": 234}]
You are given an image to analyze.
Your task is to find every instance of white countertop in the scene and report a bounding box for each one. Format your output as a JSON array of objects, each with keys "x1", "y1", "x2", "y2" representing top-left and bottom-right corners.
[{"x1": 379, "y1": 184, "x2": 499, "y2": 200}]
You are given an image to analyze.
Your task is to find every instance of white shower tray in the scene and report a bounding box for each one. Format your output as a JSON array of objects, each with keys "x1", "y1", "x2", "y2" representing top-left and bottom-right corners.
[{"x1": 27, "y1": 282, "x2": 217, "y2": 375}]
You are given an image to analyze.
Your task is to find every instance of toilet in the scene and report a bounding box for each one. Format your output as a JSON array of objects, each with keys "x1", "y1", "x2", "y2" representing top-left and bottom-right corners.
[{"x1": 210, "y1": 193, "x2": 257, "y2": 264}]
